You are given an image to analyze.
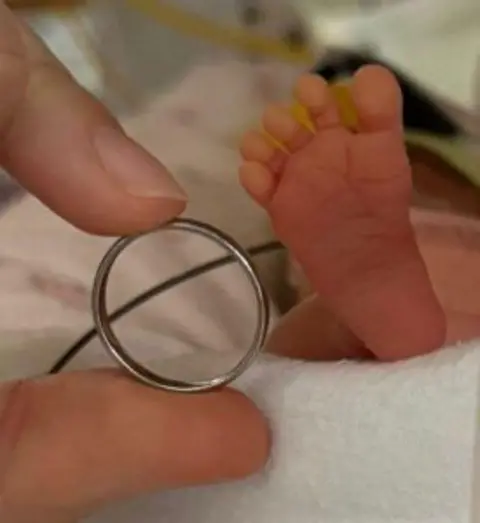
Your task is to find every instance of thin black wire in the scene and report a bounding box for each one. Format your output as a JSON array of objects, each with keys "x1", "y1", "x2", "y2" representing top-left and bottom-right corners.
[{"x1": 49, "y1": 241, "x2": 284, "y2": 374}]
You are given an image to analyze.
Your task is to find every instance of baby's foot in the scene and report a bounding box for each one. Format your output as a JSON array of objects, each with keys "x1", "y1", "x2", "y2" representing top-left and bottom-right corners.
[{"x1": 239, "y1": 66, "x2": 445, "y2": 360}]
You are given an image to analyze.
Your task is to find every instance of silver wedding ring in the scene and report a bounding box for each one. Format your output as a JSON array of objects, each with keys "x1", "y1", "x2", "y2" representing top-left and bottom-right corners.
[{"x1": 91, "y1": 217, "x2": 270, "y2": 393}]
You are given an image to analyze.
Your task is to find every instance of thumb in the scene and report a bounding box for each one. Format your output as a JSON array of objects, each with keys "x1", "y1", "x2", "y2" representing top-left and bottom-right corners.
[
  {"x1": 0, "y1": 370, "x2": 270, "y2": 523},
  {"x1": 0, "y1": 6, "x2": 187, "y2": 236}
]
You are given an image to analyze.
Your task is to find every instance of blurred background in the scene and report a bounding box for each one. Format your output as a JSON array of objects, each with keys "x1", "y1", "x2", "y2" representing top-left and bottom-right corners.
[{"x1": 0, "y1": 0, "x2": 479, "y2": 378}]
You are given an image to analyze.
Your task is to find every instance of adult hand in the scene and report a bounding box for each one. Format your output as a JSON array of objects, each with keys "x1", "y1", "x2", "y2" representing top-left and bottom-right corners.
[{"x1": 0, "y1": 6, "x2": 270, "y2": 523}]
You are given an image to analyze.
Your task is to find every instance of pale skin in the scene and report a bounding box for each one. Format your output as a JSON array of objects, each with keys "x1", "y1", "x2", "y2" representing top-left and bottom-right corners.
[{"x1": 239, "y1": 66, "x2": 450, "y2": 361}]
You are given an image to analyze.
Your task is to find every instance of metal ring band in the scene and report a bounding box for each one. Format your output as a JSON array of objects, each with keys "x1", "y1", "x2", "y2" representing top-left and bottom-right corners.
[{"x1": 91, "y1": 217, "x2": 270, "y2": 393}]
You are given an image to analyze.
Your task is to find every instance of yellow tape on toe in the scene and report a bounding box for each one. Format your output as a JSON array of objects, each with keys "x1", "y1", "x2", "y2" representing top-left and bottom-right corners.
[
  {"x1": 291, "y1": 101, "x2": 315, "y2": 133},
  {"x1": 254, "y1": 81, "x2": 358, "y2": 153},
  {"x1": 263, "y1": 130, "x2": 288, "y2": 153},
  {"x1": 330, "y1": 83, "x2": 358, "y2": 130},
  {"x1": 289, "y1": 83, "x2": 358, "y2": 136},
  {"x1": 262, "y1": 102, "x2": 314, "y2": 153}
]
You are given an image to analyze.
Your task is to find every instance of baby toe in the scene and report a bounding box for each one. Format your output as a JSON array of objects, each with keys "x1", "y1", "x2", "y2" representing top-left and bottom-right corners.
[
  {"x1": 294, "y1": 73, "x2": 340, "y2": 129},
  {"x1": 239, "y1": 161, "x2": 276, "y2": 206},
  {"x1": 262, "y1": 103, "x2": 311, "y2": 153},
  {"x1": 240, "y1": 130, "x2": 276, "y2": 163},
  {"x1": 240, "y1": 129, "x2": 286, "y2": 174},
  {"x1": 351, "y1": 65, "x2": 403, "y2": 133},
  {"x1": 347, "y1": 66, "x2": 410, "y2": 194}
]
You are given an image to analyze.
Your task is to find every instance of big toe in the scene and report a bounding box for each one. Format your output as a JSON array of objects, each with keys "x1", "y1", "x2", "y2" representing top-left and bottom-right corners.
[{"x1": 351, "y1": 65, "x2": 403, "y2": 132}]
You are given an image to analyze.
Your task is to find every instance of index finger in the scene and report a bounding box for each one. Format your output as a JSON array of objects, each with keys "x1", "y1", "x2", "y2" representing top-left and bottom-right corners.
[{"x1": 0, "y1": 6, "x2": 187, "y2": 236}]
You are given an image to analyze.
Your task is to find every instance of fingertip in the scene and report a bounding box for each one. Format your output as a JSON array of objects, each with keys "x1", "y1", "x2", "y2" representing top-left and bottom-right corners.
[
  {"x1": 72, "y1": 197, "x2": 188, "y2": 236},
  {"x1": 214, "y1": 388, "x2": 271, "y2": 477},
  {"x1": 134, "y1": 384, "x2": 271, "y2": 485},
  {"x1": 89, "y1": 371, "x2": 272, "y2": 481},
  {"x1": 5, "y1": 115, "x2": 189, "y2": 235}
]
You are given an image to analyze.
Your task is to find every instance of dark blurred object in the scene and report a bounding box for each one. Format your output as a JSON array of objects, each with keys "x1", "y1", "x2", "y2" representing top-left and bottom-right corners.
[{"x1": 314, "y1": 49, "x2": 460, "y2": 137}]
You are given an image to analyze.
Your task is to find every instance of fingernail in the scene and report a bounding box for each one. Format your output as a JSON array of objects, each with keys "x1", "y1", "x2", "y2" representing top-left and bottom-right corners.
[{"x1": 94, "y1": 127, "x2": 188, "y2": 200}]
